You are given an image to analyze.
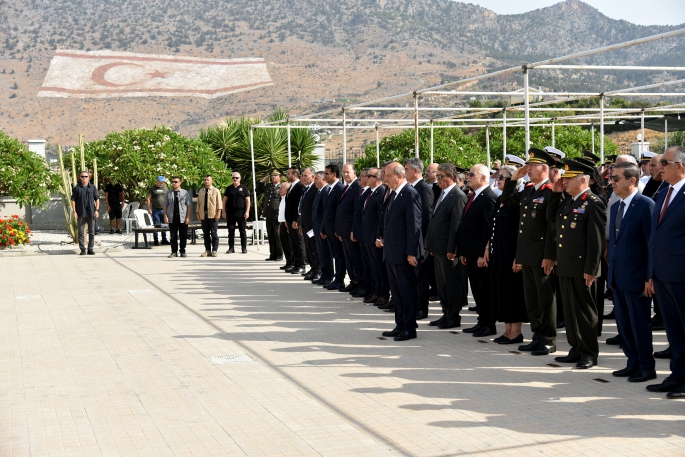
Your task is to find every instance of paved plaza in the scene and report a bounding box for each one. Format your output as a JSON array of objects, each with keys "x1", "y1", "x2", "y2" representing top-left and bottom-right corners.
[{"x1": 1, "y1": 243, "x2": 684, "y2": 456}]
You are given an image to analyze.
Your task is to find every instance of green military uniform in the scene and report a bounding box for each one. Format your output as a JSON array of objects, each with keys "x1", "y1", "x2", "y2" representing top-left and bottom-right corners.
[
  {"x1": 500, "y1": 148, "x2": 558, "y2": 349},
  {"x1": 256, "y1": 170, "x2": 283, "y2": 261},
  {"x1": 549, "y1": 160, "x2": 606, "y2": 367}
]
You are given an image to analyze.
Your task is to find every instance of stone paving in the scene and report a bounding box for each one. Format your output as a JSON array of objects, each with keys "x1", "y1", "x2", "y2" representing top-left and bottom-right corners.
[{"x1": 1, "y1": 243, "x2": 684, "y2": 456}]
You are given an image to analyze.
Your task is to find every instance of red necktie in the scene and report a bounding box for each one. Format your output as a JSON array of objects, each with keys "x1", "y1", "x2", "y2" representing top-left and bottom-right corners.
[
  {"x1": 659, "y1": 186, "x2": 674, "y2": 223},
  {"x1": 463, "y1": 192, "x2": 475, "y2": 215},
  {"x1": 363, "y1": 190, "x2": 373, "y2": 212}
]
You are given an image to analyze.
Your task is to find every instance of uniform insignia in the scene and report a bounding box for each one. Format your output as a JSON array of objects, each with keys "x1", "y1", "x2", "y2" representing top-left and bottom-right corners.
[
  {"x1": 532, "y1": 197, "x2": 545, "y2": 203},
  {"x1": 570, "y1": 222, "x2": 577, "y2": 229},
  {"x1": 525, "y1": 183, "x2": 535, "y2": 187},
  {"x1": 573, "y1": 207, "x2": 585, "y2": 214},
  {"x1": 531, "y1": 210, "x2": 537, "y2": 218},
  {"x1": 581, "y1": 193, "x2": 588, "y2": 201},
  {"x1": 541, "y1": 183, "x2": 553, "y2": 191}
]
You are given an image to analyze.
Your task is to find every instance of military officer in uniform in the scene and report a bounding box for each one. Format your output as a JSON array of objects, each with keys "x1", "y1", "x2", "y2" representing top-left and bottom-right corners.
[
  {"x1": 550, "y1": 159, "x2": 607, "y2": 369},
  {"x1": 257, "y1": 170, "x2": 283, "y2": 261},
  {"x1": 501, "y1": 148, "x2": 558, "y2": 356}
]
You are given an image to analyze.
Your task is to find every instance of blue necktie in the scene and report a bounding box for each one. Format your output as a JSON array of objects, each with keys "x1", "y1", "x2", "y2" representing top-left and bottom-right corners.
[{"x1": 615, "y1": 201, "x2": 625, "y2": 233}]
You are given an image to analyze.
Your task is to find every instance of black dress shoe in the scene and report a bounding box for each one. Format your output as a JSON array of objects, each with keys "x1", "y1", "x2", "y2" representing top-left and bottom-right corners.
[
  {"x1": 382, "y1": 328, "x2": 402, "y2": 337},
  {"x1": 531, "y1": 344, "x2": 556, "y2": 356},
  {"x1": 290, "y1": 267, "x2": 305, "y2": 274},
  {"x1": 493, "y1": 334, "x2": 507, "y2": 343},
  {"x1": 462, "y1": 324, "x2": 482, "y2": 334},
  {"x1": 226, "y1": 247, "x2": 235, "y2": 254},
  {"x1": 498, "y1": 334, "x2": 524, "y2": 345},
  {"x1": 340, "y1": 283, "x2": 356, "y2": 292},
  {"x1": 87, "y1": 250, "x2": 95, "y2": 255},
  {"x1": 377, "y1": 302, "x2": 394, "y2": 310},
  {"x1": 310, "y1": 273, "x2": 321, "y2": 282},
  {"x1": 415, "y1": 310, "x2": 428, "y2": 320},
  {"x1": 326, "y1": 282, "x2": 343, "y2": 290},
  {"x1": 429, "y1": 295, "x2": 440, "y2": 302},
  {"x1": 473, "y1": 327, "x2": 496, "y2": 337},
  {"x1": 613, "y1": 366, "x2": 639, "y2": 377},
  {"x1": 351, "y1": 289, "x2": 368, "y2": 297},
  {"x1": 374, "y1": 297, "x2": 389, "y2": 307},
  {"x1": 556, "y1": 321, "x2": 565, "y2": 329},
  {"x1": 303, "y1": 273, "x2": 314, "y2": 280},
  {"x1": 241, "y1": 247, "x2": 247, "y2": 254},
  {"x1": 80, "y1": 249, "x2": 86, "y2": 255},
  {"x1": 429, "y1": 316, "x2": 447, "y2": 326},
  {"x1": 319, "y1": 280, "x2": 333, "y2": 288},
  {"x1": 628, "y1": 370, "x2": 657, "y2": 383},
  {"x1": 575, "y1": 359, "x2": 596, "y2": 369},
  {"x1": 654, "y1": 347, "x2": 673, "y2": 359},
  {"x1": 383, "y1": 306, "x2": 396, "y2": 312},
  {"x1": 666, "y1": 386, "x2": 685, "y2": 399},
  {"x1": 154, "y1": 240, "x2": 160, "y2": 246},
  {"x1": 265, "y1": 257, "x2": 276, "y2": 261},
  {"x1": 394, "y1": 330, "x2": 417, "y2": 341},
  {"x1": 282, "y1": 265, "x2": 293, "y2": 271},
  {"x1": 438, "y1": 320, "x2": 460, "y2": 329},
  {"x1": 605, "y1": 334, "x2": 621, "y2": 345},
  {"x1": 646, "y1": 376, "x2": 682, "y2": 392},
  {"x1": 518, "y1": 340, "x2": 539, "y2": 351},
  {"x1": 555, "y1": 354, "x2": 581, "y2": 363},
  {"x1": 468, "y1": 306, "x2": 478, "y2": 312}
]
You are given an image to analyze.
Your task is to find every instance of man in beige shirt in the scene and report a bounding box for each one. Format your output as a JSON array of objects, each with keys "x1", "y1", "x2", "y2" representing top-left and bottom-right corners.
[{"x1": 196, "y1": 175, "x2": 223, "y2": 257}]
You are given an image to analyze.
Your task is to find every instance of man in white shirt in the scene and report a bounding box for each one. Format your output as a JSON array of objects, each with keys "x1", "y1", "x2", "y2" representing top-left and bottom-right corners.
[{"x1": 277, "y1": 182, "x2": 293, "y2": 270}]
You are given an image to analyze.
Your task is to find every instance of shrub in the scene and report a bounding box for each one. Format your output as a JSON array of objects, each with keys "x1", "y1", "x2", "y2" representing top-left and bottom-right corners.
[{"x1": 0, "y1": 215, "x2": 32, "y2": 247}]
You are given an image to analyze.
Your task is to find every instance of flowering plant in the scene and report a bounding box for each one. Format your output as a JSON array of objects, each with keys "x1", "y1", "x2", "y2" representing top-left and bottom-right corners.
[{"x1": 0, "y1": 214, "x2": 32, "y2": 248}]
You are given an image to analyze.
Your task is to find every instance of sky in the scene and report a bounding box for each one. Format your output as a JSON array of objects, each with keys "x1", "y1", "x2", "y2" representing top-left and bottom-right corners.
[{"x1": 460, "y1": 0, "x2": 685, "y2": 26}]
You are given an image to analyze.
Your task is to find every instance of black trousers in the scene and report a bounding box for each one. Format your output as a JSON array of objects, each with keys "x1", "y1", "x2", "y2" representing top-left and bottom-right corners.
[
  {"x1": 415, "y1": 251, "x2": 431, "y2": 314},
  {"x1": 460, "y1": 262, "x2": 469, "y2": 308},
  {"x1": 554, "y1": 272, "x2": 565, "y2": 324},
  {"x1": 316, "y1": 230, "x2": 333, "y2": 280},
  {"x1": 359, "y1": 239, "x2": 374, "y2": 292},
  {"x1": 342, "y1": 236, "x2": 363, "y2": 285},
  {"x1": 466, "y1": 257, "x2": 494, "y2": 329},
  {"x1": 387, "y1": 262, "x2": 418, "y2": 332},
  {"x1": 169, "y1": 220, "x2": 188, "y2": 254},
  {"x1": 522, "y1": 265, "x2": 557, "y2": 346},
  {"x1": 325, "y1": 225, "x2": 346, "y2": 283},
  {"x1": 427, "y1": 254, "x2": 437, "y2": 296},
  {"x1": 303, "y1": 230, "x2": 320, "y2": 272},
  {"x1": 596, "y1": 257, "x2": 608, "y2": 335},
  {"x1": 365, "y1": 243, "x2": 389, "y2": 299},
  {"x1": 653, "y1": 278, "x2": 685, "y2": 382},
  {"x1": 289, "y1": 223, "x2": 306, "y2": 267},
  {"x1": 265, "y1": 218, "x2": 282, "y2": 259},
  {"x1": 77, "y1": 215, "x2": 95, "y2": 251},
  {"x1": 279, "y1": 222, "x2": 292, "y2": 265},
  {"x1": 201, "y1": 218, "x2": 219, "y2": 252},
  {"x1": 227, "y1": 212, "x2": 247, "y2": 249},
  {"x1": 558, "y1": 275, "x2": 599, "y2": 362},
  {"x1": 434, "y1": 254, "x2": 463, "y2": 323}
]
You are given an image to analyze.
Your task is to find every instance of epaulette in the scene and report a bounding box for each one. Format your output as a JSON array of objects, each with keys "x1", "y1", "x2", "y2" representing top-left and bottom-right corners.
[
  {"x1": 581, "y1": 193, "x2": 588, "y2": 201},
  {"x1": 525, "y1": 182, "x2": 534, "y2": 187},
  {"x1": 540, "y1": 183, "x2": 553, "y2": 191}
]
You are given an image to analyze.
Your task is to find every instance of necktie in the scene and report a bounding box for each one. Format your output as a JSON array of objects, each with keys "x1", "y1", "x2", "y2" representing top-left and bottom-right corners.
[
  {"x1": 340, "y1": 184, "x2": 349, "y2": 201},
  {"x1": 386, "y1": 191, "x2": 397, "y2": 218},
  {"x1": 463, "y1": 192, "x2": 475, "y2": 215},
  {"x1": 363, "y1": 189, "x2": 373, "y2": 212},
  {"x1": 659, "y1": 186, "x2": 674, "y2": 223},
  {"x1": 298, "y1": 185, "x2": 309, "y2": 214},
  {"x1": 434, "y1": 189, "x2": 447, "y2": 212},
  {"x1": 615, "y1": 200, "x2": 625, "y2": 233}
]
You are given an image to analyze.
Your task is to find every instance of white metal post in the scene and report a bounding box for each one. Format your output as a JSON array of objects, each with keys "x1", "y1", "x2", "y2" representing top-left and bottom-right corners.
[
  {"x1": 414, "y1": 92, "x2": 420, "y2": 158},
  {"x1": 250, "y1": 127, "x2": 260, "y2": 248},
  {"x1": 287, "y1": 121, "x2": 292, "y2": 168},
  {"x1": 600, "y1": 94, "x2": 605, "y2": 163},
  {"x1": 591, "y1": 124, "x2": 595, "y2": 154},
  {"x1": 430, "y1": 120, "x2": 434, "y2": 164},
  {"x1": 375, "y1": 124, "x2": 380, "y2": 168},
  {"x1": 342, "y1": 109, "x2": 347, "y2": 165},
  {"x1": 524, "y1": 69, "x2": 530, "y2": 158},
  {"x1": 665, "y1": 117, "x2": 669, "y2": 149},
  {"x1": 641, "y1": 109, "x2": 645, "y2": 152},
  {"x1": 502, "y1": 108, "x2": 507, "y2": 160},
  {"x1": 551, "y1": 120, "x2": 555, "y2": 147},
  {"x1": 486, "y1": 124, "x2": 491, "y2": 169}
]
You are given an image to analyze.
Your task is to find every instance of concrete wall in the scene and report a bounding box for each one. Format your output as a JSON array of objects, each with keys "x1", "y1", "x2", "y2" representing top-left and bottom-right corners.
[{"x1": 0, "y1": 196, "x2": 118, "y2": 230}]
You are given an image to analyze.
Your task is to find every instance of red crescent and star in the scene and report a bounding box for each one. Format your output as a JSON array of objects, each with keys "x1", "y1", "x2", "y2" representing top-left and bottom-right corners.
[{"x1": 91, "y1": 62, "x2": 168, "y2": 87}]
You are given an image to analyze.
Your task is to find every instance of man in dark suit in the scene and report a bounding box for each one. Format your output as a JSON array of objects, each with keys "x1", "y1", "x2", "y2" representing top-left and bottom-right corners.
[
  {"x1": 426, "y1": 163, "x2": 468, "y2": 329},
  {"x1": 352, "y1": 169, "x2": 375, "y2": 299},
  {"x1": 362, "y1": 168, "x2": 389, "y2": 306},
  {"x1": 376, "y1": 161, "x2": 396, "y2": 311},
  {"x1": 380, "y1": 162, "x2": 424, "y2": 341},
  {"x1": 405, "y1": 158, "x2": 435, "y2": 320},
  {"x1": 607, "y1": 162, "x2": 656, "y2": 382},
  {"x1": 336, "y1": 163, "x2": 364, "y2": 295},
  {"x1": 458, "y1": 164, "x2": 497, "y2": 337},
  {"x1": 321, "y1": 164, "x2": 346, "y2": 290},
  {"x1": 312, "y1": 172, "x2": 333, "y2": 285},
  {"x1": 645, "y1": 146, "x2": 685, "y2": 398},
  {"x1": 285, "y1": 167, "x2": 306, "y2": 274},
  {"x1": 550, "y1": 159, "x2": 606, "y2": 369},
  {"x1": 298, "y1": 168, "x2": 320, "y2": 281},
  {"x1": 501, "y1": 148, "x2": 559, "y2": 356}
]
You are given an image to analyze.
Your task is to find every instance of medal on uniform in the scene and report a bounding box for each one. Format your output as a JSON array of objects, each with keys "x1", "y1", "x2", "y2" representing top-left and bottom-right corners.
[
  {"x1": 531, "y1": 210, "x2": 537, "y2": 218},
  {"x1": 570, "y1": 222, "x2": 577, "y2": 229}
]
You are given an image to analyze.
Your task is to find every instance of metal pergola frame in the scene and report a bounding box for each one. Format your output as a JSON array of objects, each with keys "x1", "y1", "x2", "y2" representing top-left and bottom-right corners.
[{"x1": 246, "y1": 27, "x2": 685, "y2": 227}]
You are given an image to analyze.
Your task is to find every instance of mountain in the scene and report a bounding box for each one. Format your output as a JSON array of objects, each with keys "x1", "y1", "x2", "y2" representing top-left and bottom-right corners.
[{"x1": 0, "y1": 0, "x2": 683, "y2": 145}]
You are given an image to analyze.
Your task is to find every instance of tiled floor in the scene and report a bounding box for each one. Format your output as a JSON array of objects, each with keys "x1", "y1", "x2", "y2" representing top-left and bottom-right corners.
[{"x1": 1, "y1": 244, "x2": 683, "y2": 456}]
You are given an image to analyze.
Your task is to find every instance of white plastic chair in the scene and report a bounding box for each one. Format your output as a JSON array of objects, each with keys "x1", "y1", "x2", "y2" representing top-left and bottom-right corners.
[
  {"x1": 122, "y1": 202, "x2": 140, "y2": 233},
  {"x1": 133, "y1": 209, "x2": 154, "y2": 228}
]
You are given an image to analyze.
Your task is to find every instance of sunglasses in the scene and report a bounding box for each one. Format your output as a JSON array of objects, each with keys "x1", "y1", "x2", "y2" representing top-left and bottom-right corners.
[
  {"x1": 232, "y1": 177, "x2": 240, "y2": 180},
  {"x1": 497, "y1": 175, "x2": 508, "y2": 181},
  {"x1": 80, "y1": 175, "x2": 89, "y2": 178},
  {"x1": 467, "y1": 172, "x2": 476, "y2": 177},
  {"x1": 367, "y1": 174, "x2": 378, "y2": 178},
  {"x1": 660, "y1": 159, "x2": 682, "y2": 166},
  {"x1": 172, "y1": 180, "x2": 180, "y2": 183}
]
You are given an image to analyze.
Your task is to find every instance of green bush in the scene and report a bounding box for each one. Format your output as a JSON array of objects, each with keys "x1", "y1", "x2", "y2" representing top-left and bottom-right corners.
[{"x1": 0, "y1": 130, "x2": 59, "y2": 207}]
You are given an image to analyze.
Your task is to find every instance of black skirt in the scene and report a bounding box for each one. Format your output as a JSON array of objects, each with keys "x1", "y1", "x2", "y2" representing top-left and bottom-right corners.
[{"x1": 489, "y1": 266, "x2": 528, "y2": 323}]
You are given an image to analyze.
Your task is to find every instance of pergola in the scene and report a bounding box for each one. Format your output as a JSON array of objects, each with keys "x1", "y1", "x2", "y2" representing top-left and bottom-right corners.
[{"x1": 248, "y1": 27, "x2": 685, "y2": 224}]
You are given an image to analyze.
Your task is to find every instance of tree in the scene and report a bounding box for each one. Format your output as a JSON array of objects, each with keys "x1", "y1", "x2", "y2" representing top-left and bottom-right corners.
[{"x1": 0, "y1": 130, "x2": 59, "y2": 208}]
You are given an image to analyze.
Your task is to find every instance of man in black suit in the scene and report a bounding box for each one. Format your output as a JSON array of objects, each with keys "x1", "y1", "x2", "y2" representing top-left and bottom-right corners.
[
  {"x1": 298, "y1": 168, "x2": 320, "y2": 281},
  {"x1": 380, "y1": 162, "x2": 424, "y2": 341},
  {"x1": 336, "y1": 163, "x2": 364, "y2": 295},
  {"x1": 285, "y1": 167, "x2": 306, "y2": 274},
  {"x1": 426, "y1": 163, "x2": 468, "y2": 329},
  {"x1": 458, "y1": 164, "x2": 497, "y2": 337},
  {"x1": 405, "y1": 158, "x2": 435, "y2": 320},
  {"x1": 362, "y1": 168, "x2": 389, "y2": 306},
  {"x1": 321, "y1": 164, "x2": 346, "y2": 290},
  {"x1": 425, "y1": 162, "x2": 441, "y2": 302},
  {"x1": 376, "y1": 161, "x2": 396, "y2": 311},
  {"x1": 312, "y1": 171, "x2": 333, "y2": 284},
  {"x1": 352, "y1": 168, "x2": 374, "y2": 299}
]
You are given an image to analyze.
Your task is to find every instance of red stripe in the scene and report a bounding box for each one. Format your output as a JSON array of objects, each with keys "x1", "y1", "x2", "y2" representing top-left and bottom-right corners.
[
  {"x1": 53, "y1": 52, "x2": 266, "y2": 66},
  {"x1": 39, "y1": 81, "x2": 272, "y2": 95}
]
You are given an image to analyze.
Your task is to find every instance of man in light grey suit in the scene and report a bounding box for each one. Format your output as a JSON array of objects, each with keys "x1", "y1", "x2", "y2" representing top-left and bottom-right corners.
[{"x1": 425, "y1": 163, "x2": 468, "y2": 329}]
